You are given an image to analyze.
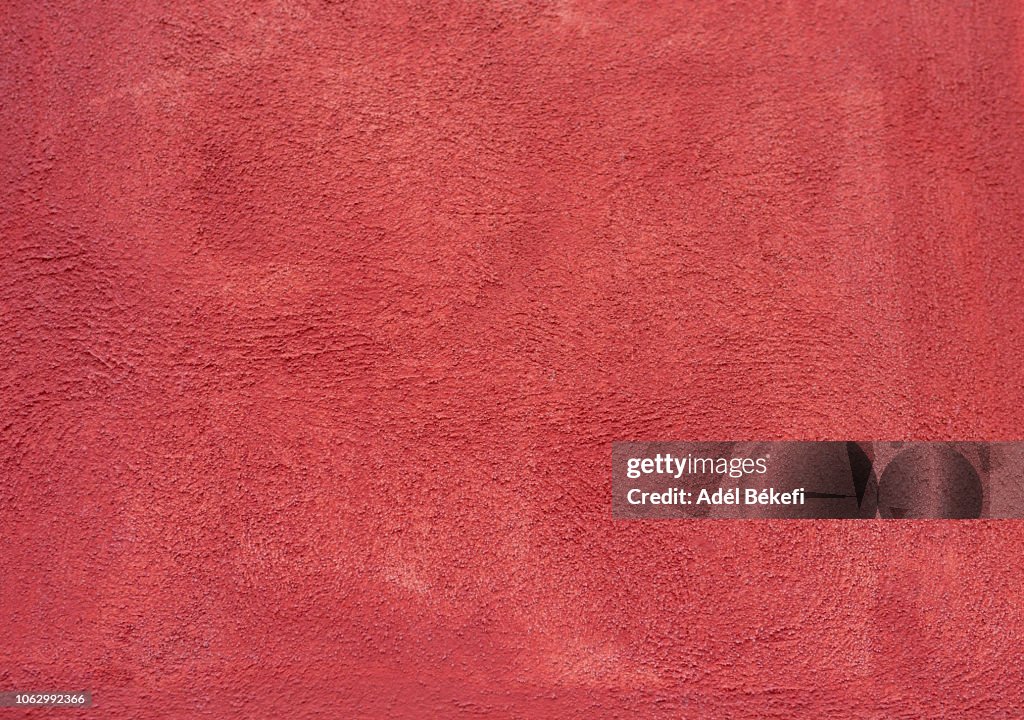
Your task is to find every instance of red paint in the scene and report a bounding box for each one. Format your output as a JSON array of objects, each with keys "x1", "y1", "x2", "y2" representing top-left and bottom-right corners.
[{"x1": 3, "y1": 1, "x2": 1024, "y2": 717}]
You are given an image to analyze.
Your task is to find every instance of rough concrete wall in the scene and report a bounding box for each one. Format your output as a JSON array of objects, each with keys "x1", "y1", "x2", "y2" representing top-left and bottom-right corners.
[{"x1": 2, "y1": 1, "x2": 1024, "y2": 717}]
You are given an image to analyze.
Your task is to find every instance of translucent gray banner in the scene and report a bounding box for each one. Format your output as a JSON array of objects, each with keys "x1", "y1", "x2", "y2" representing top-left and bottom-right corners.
[
  {"x1": 612, "y1": 442, "x2": 1024, "y2": 519},
  {"x1": 0, "y1": 692, "x2": 92, "y2": 707}
]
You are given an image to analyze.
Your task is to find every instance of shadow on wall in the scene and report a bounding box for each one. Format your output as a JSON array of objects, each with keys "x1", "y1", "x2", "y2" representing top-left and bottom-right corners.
[{"x1": 729, "y1": 441, "x2": 1023, "y2": 519}]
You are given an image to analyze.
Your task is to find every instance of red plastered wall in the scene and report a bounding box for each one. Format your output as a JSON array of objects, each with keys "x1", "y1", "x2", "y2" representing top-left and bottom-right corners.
[{"x1": 2, "y1": 1, "x2": 1024, "y2": 717}]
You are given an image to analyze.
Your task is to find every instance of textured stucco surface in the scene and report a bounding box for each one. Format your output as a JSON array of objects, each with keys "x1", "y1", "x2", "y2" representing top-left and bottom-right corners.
[{"x1": 3, "y1": 1, "x2": 1024, "y2": 717}]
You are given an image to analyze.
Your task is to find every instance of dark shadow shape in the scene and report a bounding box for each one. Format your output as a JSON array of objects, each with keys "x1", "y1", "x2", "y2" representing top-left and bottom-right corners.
[{"x1": 878, "y1": 446, "x2": 983, "y2": 519}]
